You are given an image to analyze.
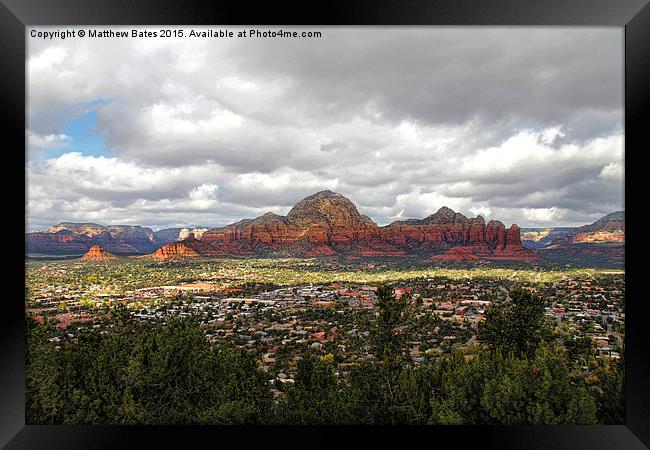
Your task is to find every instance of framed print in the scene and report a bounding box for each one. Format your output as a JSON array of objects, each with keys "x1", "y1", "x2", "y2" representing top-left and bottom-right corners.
[{"x1": 2, "y1": 0, "x2": 649, "y2": 448}]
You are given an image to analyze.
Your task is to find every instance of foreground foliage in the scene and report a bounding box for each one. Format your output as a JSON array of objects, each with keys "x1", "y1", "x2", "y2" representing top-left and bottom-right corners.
[{"x1": 26, "y1": 310, "x2": 272, "y2": 424}]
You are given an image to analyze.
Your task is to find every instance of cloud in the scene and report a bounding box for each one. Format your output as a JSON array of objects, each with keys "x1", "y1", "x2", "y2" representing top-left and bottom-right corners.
[
  {"x1": 27, "y1": 131, "x2": 72, "y2": 150},
  {"x1": 188, "y1": 184, "x2": 219, "y2": 209},
  {"x1": 523, "y1": 207, "x2": 561, "y2": 223},
  {"x1": 26, "y1": 27, "x2": 624, "y2": 230},
  {"x1": 600, "y1": 162, "x2": 624, "y2": 180}
]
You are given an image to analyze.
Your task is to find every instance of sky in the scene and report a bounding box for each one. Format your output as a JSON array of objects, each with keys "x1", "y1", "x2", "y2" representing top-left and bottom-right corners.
[{"x1": 26, "y1": 26, "x2": 624, "y2": 232}]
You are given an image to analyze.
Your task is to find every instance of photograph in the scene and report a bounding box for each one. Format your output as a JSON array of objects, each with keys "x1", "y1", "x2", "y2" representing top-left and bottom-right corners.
[{"x1": 23, "y1": 25, "x2": 626, "y2": 427}]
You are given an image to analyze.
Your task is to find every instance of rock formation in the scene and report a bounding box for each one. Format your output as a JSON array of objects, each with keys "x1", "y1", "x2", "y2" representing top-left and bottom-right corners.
[
  {"x1": 80, "y1": 245, "x2": 117, "y2": 261},
  {"x1": 27, "y1": 190, "x2": 540, "y2": 262},
  {"x1": 525, "y1": 211, "x2": 624, "y2": 267},
  {"x1": 523, "y1": 212, "x2": 625, "y2": 248},
  {"x1": 571, "y1": 212, "x2": 624, "y2": 244},
  {"x1": 189, "y1": 190, "x2": 537, "y2": 261},
  {"x1": 151, "y1": 242, "x2": 200, "y2": 261},
  {"x1": 26, "y1": 223, "x2": 208, "y2": 255},
  {"x1": 27, "y1": 223, "x2": 159, "y2": 255},
  {"x1": 576, "y1": 211, "x2": 624, "y2": 234}
]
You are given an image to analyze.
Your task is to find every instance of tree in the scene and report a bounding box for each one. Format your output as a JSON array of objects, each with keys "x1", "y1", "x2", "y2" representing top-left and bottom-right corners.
[
  {"x1": 429, "y1": 344, "x2": 599, "y2": 425},
  {"x1": 26, "y1": 316, "x2": 61, "y2": 424},
  {"x1": 372, "y1": 285, "x2": 412, "y2": 372},
  {"x1": 594, "y1": 354, "x2": 625, "y2": 424},
  {"x1": 275, "y1": 353, "x2": 347, "y2": 424},
  {"x1": 478, "y1": 288, "x2": 546, "y2": 356},
  {"x1": 561, "y1": 329, "x2": 594, "y2": 365},
  {"x1": 26, "y1": 311, "x2": 272, "y2": 425},
  {"x1": 343, "y1": 284, "x2": 428, "y2": 424}
]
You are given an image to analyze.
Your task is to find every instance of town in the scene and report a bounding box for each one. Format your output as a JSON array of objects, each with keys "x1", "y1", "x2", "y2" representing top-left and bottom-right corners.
[{"x1": 26, "y1": 258, "x2": 625, "y2": 392}]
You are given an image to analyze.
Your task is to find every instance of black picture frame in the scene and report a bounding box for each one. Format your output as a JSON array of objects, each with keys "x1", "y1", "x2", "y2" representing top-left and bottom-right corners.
[{"x1": 2, "y1": 0, "x2": 648, "y2": 448}]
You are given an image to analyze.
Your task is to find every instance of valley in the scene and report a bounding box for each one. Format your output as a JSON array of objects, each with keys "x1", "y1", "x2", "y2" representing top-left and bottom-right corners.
[{"x1": 26, "y1": 257, "x2": 625, "y2": 379}]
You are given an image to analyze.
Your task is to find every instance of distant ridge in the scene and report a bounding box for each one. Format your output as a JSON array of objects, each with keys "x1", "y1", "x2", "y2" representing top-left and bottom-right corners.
[
  {"x1": 521, "y1": 211, "x2": 624, "y2": 267},
  {"x1": 26, "y1": 223, "x2": 208, "y2": 255}
]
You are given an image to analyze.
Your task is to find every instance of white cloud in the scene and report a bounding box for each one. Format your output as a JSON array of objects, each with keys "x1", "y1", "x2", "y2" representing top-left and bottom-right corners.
[
  {"x1": 189, "y1": 183, "x2": 219, "y2": 200},
  {"x1": 523, "y1": 207, "x2": 561, "y2": 222},
  {"x1": 217, "y1": 76, "x2": 261, "y2": 93},
  {"x1": 27, "y1": 131, "x2": 72, "y2": 150},
  {"x1": 188, "y1": 184, "x2": 219, "y2": 209},
  {"x1": 29, "y1": 46, "x2": 68, "y2": 71},
  {"x1": 469, "y1": 205, "x2": 493, "y2": 218},
  {"x1": 600, "y1": 162, "x2": 624, "y2": 180},
  {"x1": 147, "y1": 101, "x2": 244, "y2": 137}
]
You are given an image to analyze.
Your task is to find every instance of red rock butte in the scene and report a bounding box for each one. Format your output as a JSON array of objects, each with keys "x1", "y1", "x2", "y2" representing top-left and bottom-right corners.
[
  {"x1": 81, "y1": 245, "x2": 117, "y2": 261},
  {"x1": 152, "y1": 242, "x2": 200, "y2": 261},
  {"x1": 180, "y1": 190, "x2": 538, "y2": 262}
]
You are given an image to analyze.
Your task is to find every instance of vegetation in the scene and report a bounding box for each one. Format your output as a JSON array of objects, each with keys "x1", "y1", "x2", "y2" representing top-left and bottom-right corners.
[
  {"x1": 26, "y1": 284, "x2": 624, "y2": 425},
  {"x1": 26, "y1": 308, "x2": 272, "y2": 425},
  {"x1": 478, "y1": 288, "x2": 547, "y2": 357},
  {"x1": 25, "y1": 257, "x2": 623, "y2": 303}
]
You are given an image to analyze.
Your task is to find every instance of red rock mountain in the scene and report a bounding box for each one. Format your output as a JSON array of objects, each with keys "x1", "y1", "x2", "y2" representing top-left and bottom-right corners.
[
  {"x1": 152, "y1": 242, "x2": 200, "y2": 261},
  {"x1": 525, "y1": 211, "x2": 624, "y2": 267},
  {"x1": 571, "y1": 211, "x2": 625, "y2": 244},
  {"x1": 187, "y1": 190, "x2": 537, "y2": 261},
  {"x1": 26, "y1": 223, "x2": 207, "y2": 255},
  {"x1": 80, "y1": 245, "x2": 117, "y2": 261}
]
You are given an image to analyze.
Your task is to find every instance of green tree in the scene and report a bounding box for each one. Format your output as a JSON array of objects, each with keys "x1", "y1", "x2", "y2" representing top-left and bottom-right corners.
[
  {"x1": 343, "y1": 284, "x2": 428, "y2": 424},
  {"x1": 478, "y1": 288, "x2": 546, "y2": 356},
  {"x1": 429, "y1": 344, "x2": 599, "y2": 425},
  {"x1": 275, "y1": 353, "x2": 347, "y2": 424},
  {"x1": 26, "y1": 316, "x2": 61, "y2": 424},
  {"x1": 26, "y1": 311, "x2": 272, "y2": 425},
  {"x1": 594, "y1": 355, "x2": 625, "y2": 424}
]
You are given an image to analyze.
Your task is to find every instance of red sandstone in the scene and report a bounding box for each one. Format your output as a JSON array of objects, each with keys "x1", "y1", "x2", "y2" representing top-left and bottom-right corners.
[{"x1": 185, "y1": 191, "x2": 538, "y2": 262}]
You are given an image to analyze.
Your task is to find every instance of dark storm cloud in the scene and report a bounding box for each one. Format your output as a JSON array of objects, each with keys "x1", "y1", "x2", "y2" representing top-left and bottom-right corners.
[{"x1": 224, "y1": 28, "x2": 622, "y2": 133}]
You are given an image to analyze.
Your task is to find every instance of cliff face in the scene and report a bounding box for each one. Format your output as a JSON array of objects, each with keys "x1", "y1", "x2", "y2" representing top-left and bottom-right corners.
[
  {"x1": 576, "y1": 211, "x2": 624, "y2": 234},
  {"x1": 153, "y1": 227, "x2": 209, "y2": 243},
  {"x1": 26, "y1": 229, "x2": 94, "y2": 255},
  {"x1": 26, "y1": 223, "x2": 208, "y2": 255},
  {"x1": 27, "y1": 223, "x2": 160, "y2": 255},
  {"x1": 80, "y1": 245, "x2": 117, "y2": 261},
  {"x1": 571, "y1": 212, "x2": 624, "y2": 244},
  {"x1": 190, "y1": 190, "x2": 537, "y2": 261},
  {"x1": 544, "y1": 211, "x2": 626, "y2": 247},
  {"x1": 152, "y1": 242, "x2": 200, "y2": 261},
  {"x1": 526, "y1": 212, "x2": 624, "y2": 267}
]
